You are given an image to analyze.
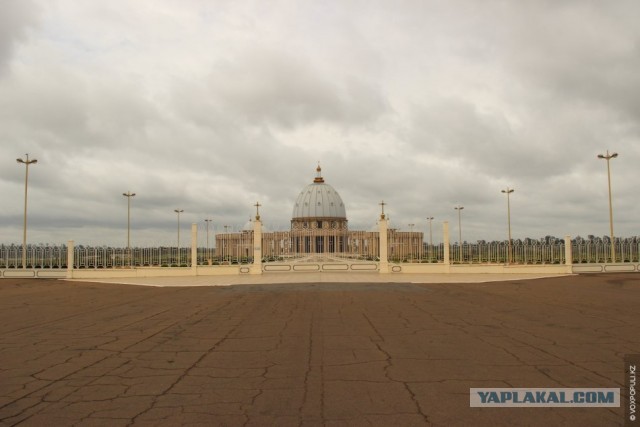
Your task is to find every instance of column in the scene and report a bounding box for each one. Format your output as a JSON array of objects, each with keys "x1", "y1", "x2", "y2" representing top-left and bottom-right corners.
[
  {"x1": 191, "y1": 223, "x2": 198, "y2": 274},
  {"x1": 564, "y1": 235, "x2": 573, "y2": 267},
  {"x1": 251, "y1": 218, "x2": 263, "y2": 274},
  {"x1": 66, "y1": 240, "x2": 74, "y2": 279},
  {"x1": 443, "y1": 221, "x2": 450, "y2": 265},
  {"x1": 379, "y1": 217, "x2": 389, "y2": 273}
]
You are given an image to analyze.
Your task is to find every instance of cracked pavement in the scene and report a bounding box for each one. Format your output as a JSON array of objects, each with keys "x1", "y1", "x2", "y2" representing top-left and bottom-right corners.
[{"x1": 0, "y1": 274, "x2": 638, "y2": 426}]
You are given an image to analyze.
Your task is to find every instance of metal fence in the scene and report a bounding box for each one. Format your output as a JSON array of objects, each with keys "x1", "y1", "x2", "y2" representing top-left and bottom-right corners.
[
  {"x1": 260, "y1": 230, "x2": 380, "y2": 262},
  {"x1": 74, "y1": 246, "x2": 192, "y2": 268},
  {"x1": 74, "y1": 246, "x2": 244, "y2": 268},
  {"x1": 445, "y1": 239, "x2": 640, "y2": 264},
  {"x1": 0, "y1": 244, "x2": 68, "y2": 269},
  {"x1": 448, "y1": 241, "x2": 566, "y2": 264},
  {"x1": 215, "y1": 231, "x2": 254, "y2": 264},
  {"x1": 388, "y1": 243, "x2": 445, "y2": 263},
  {"x1": 572, "y1": 240, "x2": 640, "y2": 263},
  {"x1": 1, "y1": 237, "x2": 639, "y2": 270}
]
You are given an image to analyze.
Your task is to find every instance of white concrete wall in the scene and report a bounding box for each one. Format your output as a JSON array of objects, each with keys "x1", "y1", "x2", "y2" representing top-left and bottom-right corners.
[
  {"x1": 393, "y1": 263, "x2": 572, "y2": 275},
  {"x1": 59, "y1": 262, "x2": 573, "y2": 280},
  {"x1": 67, "y1": 265, "x2": 244, "y2": 280}
]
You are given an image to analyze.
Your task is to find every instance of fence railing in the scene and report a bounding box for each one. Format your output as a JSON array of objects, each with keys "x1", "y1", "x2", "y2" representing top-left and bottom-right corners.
[
  {"x1": 0, "y1": 245, "x2": 68, "y2": 269},
  {"x1": 572, "y1": 241, "x2": 640, "y2": 263},
  {"x1": 214, "y1": 231, "x2": 254, "y2": 264},
  {"x1": 74, "y1": 246, "x2": 194, "y2": 268},
  {"x1": 260, "y1": 230, "x2": 381, "y2": 262},
  {"x1": 1, "y1": 239, "x2": 638, "y2": 270},
  {"x1": 444, "y1": 240, "x2": 640, "y2": 264},
  {"x1": 447, "y1": 241, "x2": 567, "y2": 264},
  {"x1": 388, "y1": 243, "x2": 445, "y2": 263}
]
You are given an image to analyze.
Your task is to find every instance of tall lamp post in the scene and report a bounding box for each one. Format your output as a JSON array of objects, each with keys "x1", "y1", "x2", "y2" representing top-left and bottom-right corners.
[
  {"x1": 454, "y1": 206, "x2": 464, "y2": 263},
  {"x1": 174, "y1": 209, "x2": 184, "y2": 265},
  {"x1": 16, "y1": 154, "x2": 37, "y2": 269},
  {"x1": 123, "y1": 192, "x2": 136, "y2": 267},
  {"x1": 204, "y1": 218, "x2": 212, "y2": 263},
  {"x1": 501, "y1": 188, "x2": 514, "y2": 264},
  {"x1": 597, "y1": 150, "x2": 618, "y2": 262},
  {"x1": 426, "y1": 217, "x2": 434, "y2": 261}
]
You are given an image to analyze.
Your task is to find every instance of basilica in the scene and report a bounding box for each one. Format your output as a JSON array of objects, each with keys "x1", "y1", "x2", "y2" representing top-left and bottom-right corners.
[{"x1": 215, "y1": 166, "x2": 423, "y2": 262}]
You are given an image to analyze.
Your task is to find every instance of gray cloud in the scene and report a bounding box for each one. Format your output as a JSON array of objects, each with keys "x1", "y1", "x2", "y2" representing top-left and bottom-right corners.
[
  {"x1": 0, "y1": 0, "x2": 638, "y2": 246},
  {"x1": 0, "y1": 0, "x2": 39, "y2": 73},
  {"x1": 172, "y1": 47, "x2": 390, "y2": 131}
]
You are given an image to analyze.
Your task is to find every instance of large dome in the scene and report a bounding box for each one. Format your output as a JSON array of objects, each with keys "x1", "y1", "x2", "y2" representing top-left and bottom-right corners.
[{"x1": 292, "y1": 166, "x2": 347, "y2": 220}]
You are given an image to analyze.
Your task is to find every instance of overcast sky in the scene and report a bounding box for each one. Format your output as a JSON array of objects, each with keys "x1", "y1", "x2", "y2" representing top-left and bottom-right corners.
[{"x1": 1, "y1": 0, "x2": 639, "y2": 247}]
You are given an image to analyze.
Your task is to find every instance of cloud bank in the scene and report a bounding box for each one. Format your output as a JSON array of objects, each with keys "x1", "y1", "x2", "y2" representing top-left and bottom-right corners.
[{"x1": 1, "y1": 0, "x2": 638, "y2": 246}]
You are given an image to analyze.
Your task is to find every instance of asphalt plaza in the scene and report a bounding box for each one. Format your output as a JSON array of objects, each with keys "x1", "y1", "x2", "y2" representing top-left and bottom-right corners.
[{"x1": 0, "y1": 273, "x2": 638, "y2": 426}]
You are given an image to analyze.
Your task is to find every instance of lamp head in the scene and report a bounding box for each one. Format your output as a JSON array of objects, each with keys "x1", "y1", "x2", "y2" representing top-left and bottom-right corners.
[{"x1": 17, "y1": 158, "x2": 37, "y2": 164}]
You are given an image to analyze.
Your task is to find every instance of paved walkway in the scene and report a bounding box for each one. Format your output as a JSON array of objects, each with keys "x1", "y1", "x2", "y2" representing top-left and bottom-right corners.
[
  {"x1": 1, "y1": 274, "x2": 637, "y2": 426},
  {"x1": 72, "y1": 272, "x2": 571, "y2": 287}
]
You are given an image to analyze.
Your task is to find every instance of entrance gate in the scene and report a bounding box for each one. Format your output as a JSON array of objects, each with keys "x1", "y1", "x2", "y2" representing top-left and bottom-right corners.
[{"x1": 262, "y1": 255, "x2": 379, "y2": 273}]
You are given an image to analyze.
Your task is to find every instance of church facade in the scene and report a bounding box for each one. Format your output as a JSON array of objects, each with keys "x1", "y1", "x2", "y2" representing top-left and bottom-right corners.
[{"x1": 215, "y1": 166, "x2": 423, "y2": 263}]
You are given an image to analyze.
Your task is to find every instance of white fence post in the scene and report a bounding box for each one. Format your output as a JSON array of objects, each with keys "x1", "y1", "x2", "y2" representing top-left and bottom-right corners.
[
  {"x1": 443, "y1": 222, "x2": 450, "y2": 265},
  {"x1": 251, "y1": 218, "x2": 262, "y2": 274},
  {"x1": 66, "y1": 240, "x2": 74, "y2": 279},
  {"x1": 564, "y1": 235, "x2": 572, "y2": 269},
  {"x1": 379, "y1": 216, "x2": 389, "y2": 273},
  {"x1": 191, "y1": 223, "x2": 197, "y2": 274}
]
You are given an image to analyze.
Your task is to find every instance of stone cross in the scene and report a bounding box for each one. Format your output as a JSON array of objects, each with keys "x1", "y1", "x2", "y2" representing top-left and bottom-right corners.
[
  {"x1": 379, "y1": 200, "x2": 386, "y2": 219},
  {"x1": 254, "y1": 202, "x2": 261, "y2": 221}
]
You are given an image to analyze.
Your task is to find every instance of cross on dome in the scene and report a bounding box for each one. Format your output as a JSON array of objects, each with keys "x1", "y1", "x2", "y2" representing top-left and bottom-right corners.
[
  {"x1": 314, "y1": 162, "x2": 324, "y2": 183},
  {"x1": 254, "y1": 201, "x2": 261, "y2": 220}
]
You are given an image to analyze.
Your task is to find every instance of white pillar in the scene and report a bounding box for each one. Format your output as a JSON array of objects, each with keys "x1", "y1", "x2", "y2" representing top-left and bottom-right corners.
[
  {"x1": 191, "y1": 223, "x2": 198, "y2": 274},
  {"x1": 564, "y1": 235, "x2": 572, "y2": 267},
  {"x1": 66, "y1": 240, "x2": 74, "y2": 279},
  {"x1": 251, "y1": 218, "x2": 263, "y2": 274},
  {"x1": 443, "y1": 222, "x2": 450, "y2": 265},
  {"x1": 379, "y1": 217, "x2": 389, "y2": 273}
]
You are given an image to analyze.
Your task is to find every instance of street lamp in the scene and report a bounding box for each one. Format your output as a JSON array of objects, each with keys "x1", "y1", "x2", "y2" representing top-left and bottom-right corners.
[
  {"x1": 454, "y1": 206, "x2": 464, "y2": 262},
  {"x1": 123, "y1": 192, "x2": 136, "y2": 267},
  {"x1": 16, "y1": 154, "x2": 37, "y2": 269},
  {"x1": 597, "y1": 150, "x2": 618, "y2": 262},
  {"x1": 174, "y1": 209, "x2": 184, "y2": 265},
  {"x1": 408, "y1": 223, "x2": 415, "y2": 261},
  {"x1": 426, "y1": 217, "x2": 434, "y2": 261},
  {"x1": 501, "y1": 188, "x2": 514, "y2": 264},
  {"x1": 204, "y1": 218, "x2": 212, "y2": 263}
]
